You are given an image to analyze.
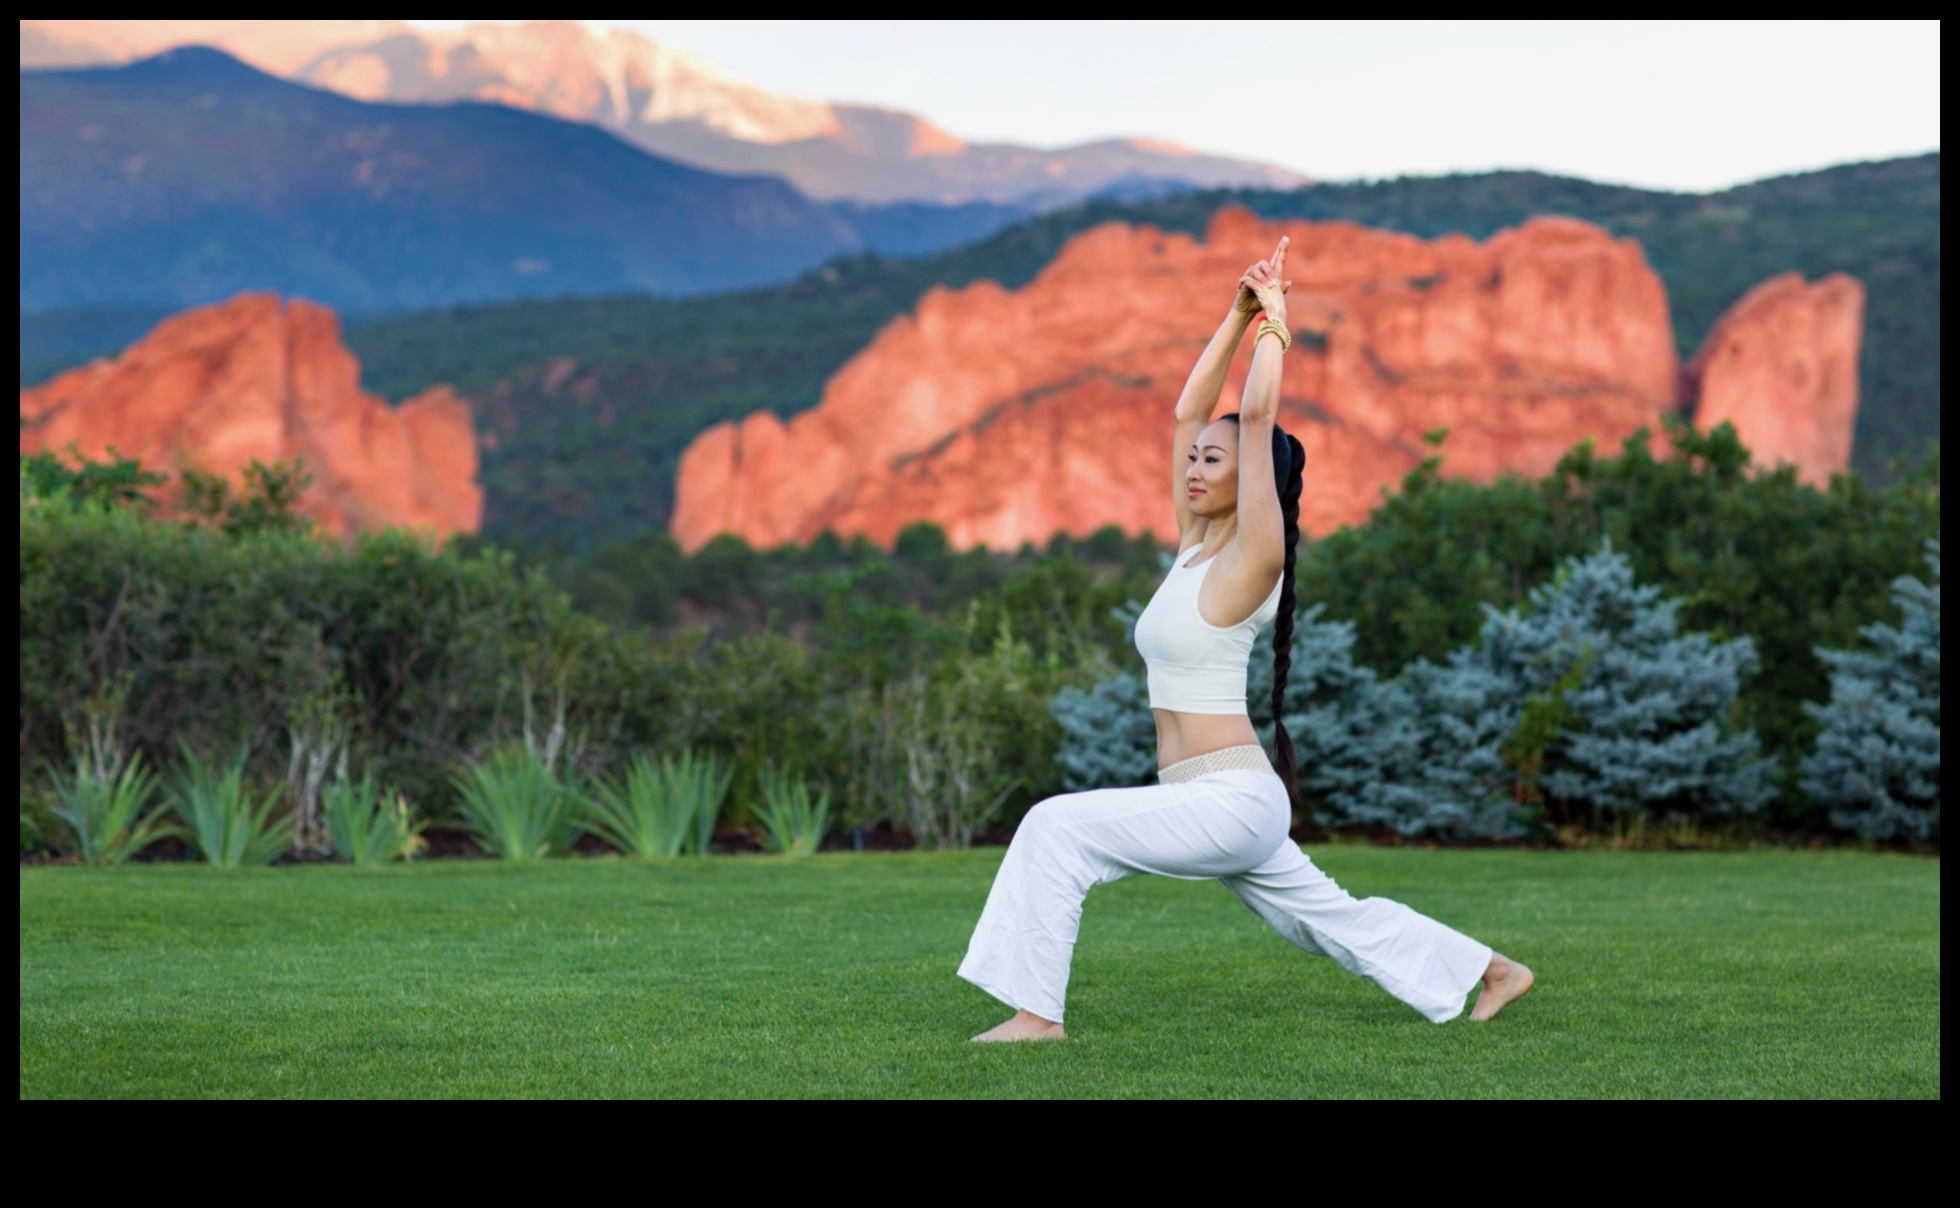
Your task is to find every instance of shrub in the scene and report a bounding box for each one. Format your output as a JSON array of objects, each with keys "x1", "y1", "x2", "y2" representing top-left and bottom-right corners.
[
  {"x1": 172, "y1": 748, "x2": 292, "y2": 868},
  {"x1": 1471, "y1": 544, "x2": 1774, "y2": 829},
  {"x1": 49, "y1": 752, "x2": 178, "y2": 865},
  {"x1": 1050, "y1": 673, "x2": 1157, "y2": 792},
  {"x1": 1310, "y1": 548, "x2": 1775, "y2": 837},
  {"x1": 902, "y1": 693, "x2": 1016, "y2": 850},
  {"x1": 754, "y1": 767, "x2": 832, "y2": 856},
  {"x1": 454, "y1": 747, "x2": 584, "y2": 860},
  {"x1": 19, "y1": 494, "x2": 623, "y2": 818},
  {"x1": 584, "y1": 751, "x2": 731, "y2": 858},
  {"x1": 1802, "y1": 542, "x2": 1941, "y2": 840},
  {"x1": 20, "y1": 782, "x2": 64, "y2": 858},
  {"x1": 322, "y1": 772, "x2": 425, "y2": 868},
  {"x1": 1346, "y1": 658, "x2": 1520, "y2": 837},
  {"x1": 21, "y1": 447, "x2": 164, "y2": 511},
  {"x1": 898, "y1": 628, "x2": 1057, "y2": 848}
]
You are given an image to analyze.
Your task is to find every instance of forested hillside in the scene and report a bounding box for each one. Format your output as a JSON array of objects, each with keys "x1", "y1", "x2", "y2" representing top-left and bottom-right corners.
[{"x1": 23, "y1": 155, "x2": 1938, "y2": 549}]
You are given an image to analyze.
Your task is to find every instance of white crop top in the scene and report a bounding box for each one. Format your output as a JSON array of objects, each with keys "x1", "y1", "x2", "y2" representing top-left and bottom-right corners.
[{"x1": 1133, "y1": 547, "x2": 1283, "y2": 714}]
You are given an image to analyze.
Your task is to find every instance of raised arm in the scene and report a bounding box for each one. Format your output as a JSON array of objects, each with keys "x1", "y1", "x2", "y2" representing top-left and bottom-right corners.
[
  {"x1": 1171, "y1": 274, "x2": 1262, "y2": 543},
  {"x1": 1230, "y1": 239, "x2": 1291, "y2": 578}
]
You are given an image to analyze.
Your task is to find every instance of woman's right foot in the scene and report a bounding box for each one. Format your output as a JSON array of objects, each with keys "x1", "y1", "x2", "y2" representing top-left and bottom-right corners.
[
  {"x1": 1470, "y1": 953, "x2": 1534, "y2": 1021},
  {"x1": 971, "y1": 1009, "x2": 1066, "y2": 1042}
]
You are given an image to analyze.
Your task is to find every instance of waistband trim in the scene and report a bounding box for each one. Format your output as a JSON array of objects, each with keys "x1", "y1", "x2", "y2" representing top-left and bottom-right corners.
[{"x1": 1158, "y1": 744, "x2": 1275, "y2": 784}]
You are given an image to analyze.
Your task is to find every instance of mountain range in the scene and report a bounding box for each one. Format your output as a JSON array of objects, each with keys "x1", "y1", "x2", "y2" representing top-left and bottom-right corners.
[
  {"x1": 18, "y1": 41, "x2": 1296, "y2": 312},
  {"x1": 20, "y1": 47, "x2": 865, "y2": 310},
  {"x1": 20, "y1": 20, "x2": 1305, "y2": 207}
]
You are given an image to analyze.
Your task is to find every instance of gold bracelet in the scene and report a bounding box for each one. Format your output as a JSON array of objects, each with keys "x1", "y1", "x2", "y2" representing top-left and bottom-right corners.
[{"x1": 1256, "y1": 318, "x2": 1292, "y2": 352}]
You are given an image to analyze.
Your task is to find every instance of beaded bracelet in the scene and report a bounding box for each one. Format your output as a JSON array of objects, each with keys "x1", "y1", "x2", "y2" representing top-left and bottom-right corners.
[{"x1": 1256, "y1": 318, "x2": 1292, "y2": 352}]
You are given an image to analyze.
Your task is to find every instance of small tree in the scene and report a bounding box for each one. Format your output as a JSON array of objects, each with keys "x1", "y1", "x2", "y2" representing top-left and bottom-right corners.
[
  {"x1": 1354, "y1": 656, "x2": 1523, "y2": 837},
  {"x1": 1802, "y1": 542, "x2": 1941, "y2": 840},
  {"x1": 1479, "y1": 546, "x2": 1774, "y2": 827}
]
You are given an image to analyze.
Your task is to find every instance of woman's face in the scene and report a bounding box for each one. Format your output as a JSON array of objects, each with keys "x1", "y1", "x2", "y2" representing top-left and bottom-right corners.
[{"x1": 1185, "y1": 420, "x2": 1240, "y2": 519}]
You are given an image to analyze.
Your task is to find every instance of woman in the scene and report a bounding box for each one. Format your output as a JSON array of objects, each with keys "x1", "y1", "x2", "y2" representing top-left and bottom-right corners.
[{"x1": 959, "y1": 237, "x2": 1533, "y2": 1041}]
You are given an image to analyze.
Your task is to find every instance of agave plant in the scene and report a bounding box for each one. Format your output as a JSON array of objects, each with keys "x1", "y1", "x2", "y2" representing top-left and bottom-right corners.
[
  {"x1": 754, "y1": 766, "x2": 832, "y2": 857},
  {"x1": 172, "y1": 747, "x2": 292, "y2": 868},
  {"x1": 454, "y1": 746, "x2": 584, "y2": 860},
  {"x1": 584, "y1": 750, "x2": 731, "y2": 857},
  {"x1": 49, "y1": 751, "x2": 180, "y2": 864},
  {"x1": 323, "y1": 771, "x2": 425, "y2": 869}
]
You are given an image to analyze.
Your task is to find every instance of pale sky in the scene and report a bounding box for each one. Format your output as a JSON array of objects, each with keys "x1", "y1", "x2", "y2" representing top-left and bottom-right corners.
[{"x1": 416, "y1": 19, "x2": 1940, "y2": 193}]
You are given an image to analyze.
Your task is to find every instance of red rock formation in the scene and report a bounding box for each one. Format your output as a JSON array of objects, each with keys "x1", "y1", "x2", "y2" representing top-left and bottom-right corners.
[
  {"x1": 1687, "y1": 272, "x2": 1864, "y2": 485},
  {"x1": 19, "y1": 294, "x2": 482, "y2": 538},
  {"x1": 674, "y1": 210, "x2": 1695, "y2": 551}
]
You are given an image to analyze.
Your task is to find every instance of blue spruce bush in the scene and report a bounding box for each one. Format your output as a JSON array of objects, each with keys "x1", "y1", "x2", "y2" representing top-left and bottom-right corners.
[
  {"x1": 1474, "y1": 544, "x2": 1774, "y2": 827},
  {"x1": 1050, "y1": 672, "x2": 1157, "y2": 791},
  {"x1": 1801, "y1": 542, "x2": 1941, "y2": 841},
  {"x1": 1346, "y1": 656, "x2": 1522, "y2": 837},
  {"x1": 1251, "y1": 606, "x2": 1405, "y2": 806},
  {"x1": 1248, "y1": 607, "x2": 1516, "y2": 835}
]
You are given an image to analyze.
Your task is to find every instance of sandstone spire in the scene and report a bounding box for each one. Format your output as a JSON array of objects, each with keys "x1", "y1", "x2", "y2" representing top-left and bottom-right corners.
[
  {"x1": 1687, "y1": 272, "x2": 1864, "y2": 485},
  {"x1": 19, "y1": 294, "x2": 482, "y2": 538}
]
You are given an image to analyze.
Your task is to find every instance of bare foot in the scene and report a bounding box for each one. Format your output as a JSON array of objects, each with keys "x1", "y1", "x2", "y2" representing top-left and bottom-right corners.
[
  {"x1": 1469, "y1": 953, "x2": 1534, "y2": 1021},
  {"x1": 971, "y1": 1009, "x2": 1066, "y2": 1042}
]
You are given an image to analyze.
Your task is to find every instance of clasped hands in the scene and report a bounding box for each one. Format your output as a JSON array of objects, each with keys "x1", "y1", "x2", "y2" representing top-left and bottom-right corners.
[{"x1": 1234, "y1": 236, "x2": 1291, "y2": 327}]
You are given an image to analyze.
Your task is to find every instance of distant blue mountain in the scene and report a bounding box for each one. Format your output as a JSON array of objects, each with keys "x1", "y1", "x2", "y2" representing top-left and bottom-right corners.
[
  {"x1": 825, "y1": 199, "x2": 1036, "y2": 259},
  {"x1": 18, "y1": 46, "x2": 864, "y2": 310}
]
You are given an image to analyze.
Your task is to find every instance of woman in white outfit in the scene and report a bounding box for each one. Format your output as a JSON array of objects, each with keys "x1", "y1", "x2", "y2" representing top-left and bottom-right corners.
[{"x1": 960, "y1": 236, "x2": 1534, "y2": 1041}]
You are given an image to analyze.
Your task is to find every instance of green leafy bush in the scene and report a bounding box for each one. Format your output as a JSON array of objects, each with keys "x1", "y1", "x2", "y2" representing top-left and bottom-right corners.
[
  {"x1": 172, "y1": 748, "x2": 292, "y2": 868},
  {"x1": 323, "y1": 772, "x2": 425, "y2": 868},
  {"x1": 19, "y1": 490, "x2": 618, "y2": 814},
  {"x1": 49, "y1": 753, "x2": 178, "y2": 864},
  {"x1": 21, "y1": 446, "x2": 163, "y2": 511},
  {"x1": 177, "y1": 460, "x2": 313, "y2": 537},
  {"x1": 754, "y1": 767, "x2": 831, "y2": 856},
  {"x1": 454, "y1": 747, "x2": 584, "y2": 860},
  {"x1": 584, "y1": 751, "x2": 731, "y2": 857}
]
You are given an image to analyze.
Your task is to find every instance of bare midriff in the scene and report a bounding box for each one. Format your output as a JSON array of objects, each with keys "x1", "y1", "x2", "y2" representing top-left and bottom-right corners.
[{"x1": 1153, "y1": 708, "x2": 1264, "y2": 770}]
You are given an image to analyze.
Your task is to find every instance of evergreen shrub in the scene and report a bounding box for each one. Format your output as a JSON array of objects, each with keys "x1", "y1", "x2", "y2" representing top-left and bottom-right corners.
[{"x1": 1801, "y1": 542, "x2": 1941, "y2": 840}]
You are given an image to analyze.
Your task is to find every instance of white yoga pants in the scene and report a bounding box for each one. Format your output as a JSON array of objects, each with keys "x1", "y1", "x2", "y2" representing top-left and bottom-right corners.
[{"x1": 958, "y1": 770, "x2": 1493, "y2": 1024}]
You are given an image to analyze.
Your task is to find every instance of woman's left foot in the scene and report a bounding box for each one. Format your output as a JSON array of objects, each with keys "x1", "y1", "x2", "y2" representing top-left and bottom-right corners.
[
  {"x1": 972, "y1": 1010, "x2": 1066, "y2": 1042},
  {"x1": 1470, "y1": 953, "x2": 1534, "y2": 1021}
]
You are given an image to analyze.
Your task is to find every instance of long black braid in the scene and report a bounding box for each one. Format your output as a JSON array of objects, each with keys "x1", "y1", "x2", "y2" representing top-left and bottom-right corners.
[{"x1": 1218, "y1": 415, "x2": 1308, "y2": 813}]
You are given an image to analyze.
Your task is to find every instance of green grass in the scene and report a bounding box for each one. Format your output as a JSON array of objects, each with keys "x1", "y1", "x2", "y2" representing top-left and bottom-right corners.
[{"x1": 18, "y1": 848, "x2": 1940, "y2": 1099}]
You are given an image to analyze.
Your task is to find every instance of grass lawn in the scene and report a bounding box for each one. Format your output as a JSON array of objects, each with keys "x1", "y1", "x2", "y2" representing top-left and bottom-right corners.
[{"x1": 18, "y1": 846, "x2": 1941, "y2": 1098}]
